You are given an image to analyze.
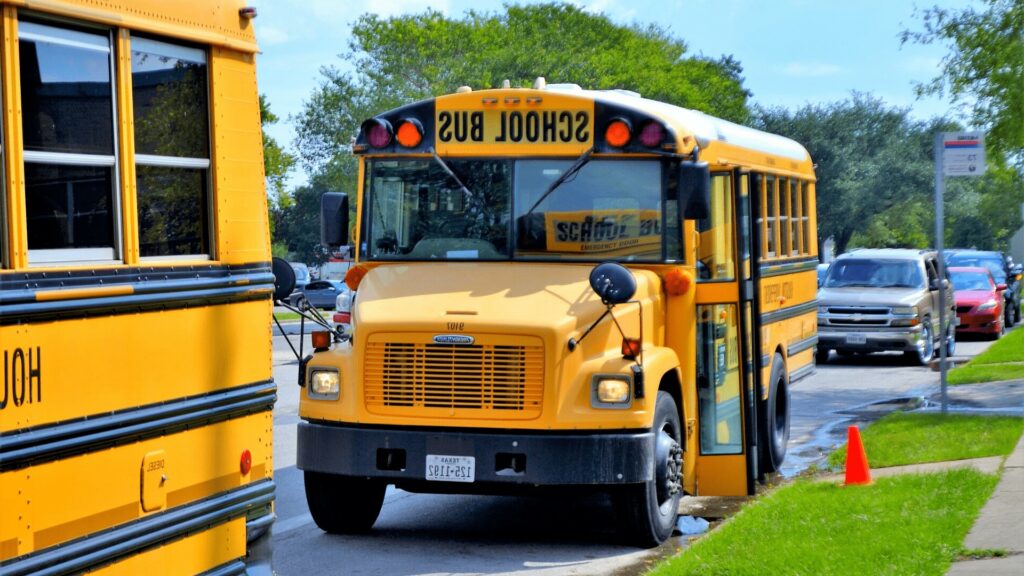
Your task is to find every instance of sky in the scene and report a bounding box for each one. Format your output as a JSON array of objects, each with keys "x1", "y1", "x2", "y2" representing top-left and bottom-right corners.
[{"x1": 249, "y1": 0, "x2": 973, "y2": 185}]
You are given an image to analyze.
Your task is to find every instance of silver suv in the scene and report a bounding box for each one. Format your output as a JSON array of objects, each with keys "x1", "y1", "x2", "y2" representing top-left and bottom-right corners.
[{"x1": 817, "y1": 249, "x2": 956, "y2": 365}]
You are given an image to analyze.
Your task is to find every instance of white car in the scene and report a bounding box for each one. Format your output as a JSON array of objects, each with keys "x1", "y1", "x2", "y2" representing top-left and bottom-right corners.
[{"x1": 332, "y1": 287, "x2": 354, "y2": 336}]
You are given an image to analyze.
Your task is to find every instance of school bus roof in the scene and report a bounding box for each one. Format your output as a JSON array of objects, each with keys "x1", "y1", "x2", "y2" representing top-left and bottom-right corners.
[{"x1": 543, "y1": 84, "x2": 811, "y2": 163}]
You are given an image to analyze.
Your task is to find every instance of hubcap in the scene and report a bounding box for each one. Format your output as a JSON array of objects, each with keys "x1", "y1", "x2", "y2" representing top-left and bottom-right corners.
[
  {"x1": 918, "y1": 325, "x2": 933, "y2": 363},
  {"x1": 655, "y1": 429, "x2": 683, "y2": 505}
]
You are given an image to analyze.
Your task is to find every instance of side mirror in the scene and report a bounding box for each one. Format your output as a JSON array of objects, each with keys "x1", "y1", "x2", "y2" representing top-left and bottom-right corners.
[
  {"x1": 271, "y1": 257, "x2": 296, "y2": 303},
  {"x1": 320, "y1": 192, "x2": 350, "y2": 249},
  {"x1": 589, "y1": 262, "x2": 636, "y2": 305},
  {"x1": 679, "y1": 161, "x2": 711, "y2": 220},
  {"x1": 997, "y1": 283, "x2": 1007, "y2": 291}
]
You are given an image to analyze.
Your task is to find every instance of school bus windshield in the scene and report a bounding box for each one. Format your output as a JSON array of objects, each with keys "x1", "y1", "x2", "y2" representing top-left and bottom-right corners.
[{"x1": 364, "y1": 158, "x2": 672, "y2": 262}]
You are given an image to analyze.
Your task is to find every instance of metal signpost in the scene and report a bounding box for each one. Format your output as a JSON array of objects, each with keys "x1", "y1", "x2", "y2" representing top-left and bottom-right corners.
[{"x1": 935, "y1": 131, "x2": 986, "y2": 412}]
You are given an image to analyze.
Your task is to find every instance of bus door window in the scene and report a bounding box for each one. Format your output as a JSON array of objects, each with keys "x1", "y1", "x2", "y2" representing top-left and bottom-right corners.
[
  {"x1": 131, "y1": 37, "x2": 211, "y2": 258},
  {"x1": 20, "y1": 21, "x2": 118, "y2": 264},
  {"x1": 696, "y1": 173, "x2": 735, "y2": 281},
  {"x1": 697, "y1": 304, "x2": 743, "y2": 455}
]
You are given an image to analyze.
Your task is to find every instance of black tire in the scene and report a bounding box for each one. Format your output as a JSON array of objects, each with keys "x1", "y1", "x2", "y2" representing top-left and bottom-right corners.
[
  {"x1": 815, "y1": 347, "x2": 829, "y2": 365},
  {"x1": 1005, "y1": 305, "x2": 1014, "y2": 329},
  {"x1": 1014, "y1": 301, "x2": 1021, "y2": 324},
  {"x1": 904, "y1": 321, "x2": 934, "y2": 366},
  {"x1": 616, "y1": 391, "x2": 683, "y2": 548},
  {"x1": 758, "y1": 353, "x2": 790, "y2": 475},
  {"x1": 304, "y1": 471, "x2": 386, "y2": 534}
]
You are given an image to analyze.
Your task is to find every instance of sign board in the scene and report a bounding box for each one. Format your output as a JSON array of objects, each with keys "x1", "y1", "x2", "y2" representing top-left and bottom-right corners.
[{"x1": 942, "y1": 132, "x2": 986, "y2": 177}]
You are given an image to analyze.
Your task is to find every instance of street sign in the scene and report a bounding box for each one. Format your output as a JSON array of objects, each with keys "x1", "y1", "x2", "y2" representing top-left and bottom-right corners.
[{"x1": 942, "y1": 132, "x2": 986, "y2": 176}]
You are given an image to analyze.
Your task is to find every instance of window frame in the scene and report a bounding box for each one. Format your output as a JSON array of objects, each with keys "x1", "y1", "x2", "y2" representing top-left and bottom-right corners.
[
  {"x1": 20, "y1": 18, "x2": 123, "y2": 266},
  {"x1": 130, "y1": 33, "x2": 213, "y2": 262}
]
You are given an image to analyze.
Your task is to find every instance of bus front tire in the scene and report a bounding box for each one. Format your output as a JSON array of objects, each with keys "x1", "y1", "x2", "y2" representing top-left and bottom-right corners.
[
  {"x1": 758, "y1": 353, "x2": 790, "y2": 475},
  {"x1": 304, "y1": 471, "x2": 386, "y2": 534},
  {"x1": 615, "y1": 391, "x2": 683, "y2": 548}
]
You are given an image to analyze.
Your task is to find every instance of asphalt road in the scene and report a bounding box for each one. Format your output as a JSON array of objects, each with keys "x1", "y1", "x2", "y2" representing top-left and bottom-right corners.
[{"x1": 269, "y1": 328, "x2": 1003, "y2": 576}]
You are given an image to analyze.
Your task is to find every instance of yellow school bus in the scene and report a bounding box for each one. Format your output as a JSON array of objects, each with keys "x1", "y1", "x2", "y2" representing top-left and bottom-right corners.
[
  {"x1": 0, "y1": 1, "x2": 275, "y2": 573},
  {"x1": 301, "y1": 79, "x2": 817, "y2": 546}
]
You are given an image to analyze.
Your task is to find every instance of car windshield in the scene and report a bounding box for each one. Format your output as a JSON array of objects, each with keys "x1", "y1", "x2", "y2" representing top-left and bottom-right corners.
[
  {"x1": 824, "y1": 259, "x2": 924, "y2": 289},
  {"x1": 362, "y1": 158, "x2": 672, "y2": 262},
  {"x1": 950, "y1": 270, "x2": 993, "y2": 291},
  {"x1": 947, "y1": 254, "x2": 1005, "y2": 283}
]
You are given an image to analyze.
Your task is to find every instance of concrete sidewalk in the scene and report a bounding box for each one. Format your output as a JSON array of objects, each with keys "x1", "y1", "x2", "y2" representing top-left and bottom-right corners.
[{"x1": 946, "y1": 433, "x2": 1024, "y2": 575}]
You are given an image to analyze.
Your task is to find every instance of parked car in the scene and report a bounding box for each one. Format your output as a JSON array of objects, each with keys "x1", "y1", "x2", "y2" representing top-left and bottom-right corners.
[
  {"x1": 949, "y1": 266, "x2": 1005, "y2": 339},
  {"x1": 290, "y1": 279, "x2": 347, "y2": 309},
  {"x1": 290, "y1": 262, "x2": 311, "y2": 291},
  {"x1": 817, "y1": 249, "x2": 956, "y2": 365},
  {"x1": 817, "y1": 262, "x2": 830, "y2": 287},
  {"x1": 945, "y1": 249, "x2": 1022, "y2": 328}
]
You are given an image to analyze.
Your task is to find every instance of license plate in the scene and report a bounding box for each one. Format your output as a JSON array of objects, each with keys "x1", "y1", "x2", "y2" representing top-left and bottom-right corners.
[
  {"x1": 845, "y1": 333, "x2": 867, "y2": 345},
  {"x1": 425, "y1": 455, "x2": 475, "y2": 483}
]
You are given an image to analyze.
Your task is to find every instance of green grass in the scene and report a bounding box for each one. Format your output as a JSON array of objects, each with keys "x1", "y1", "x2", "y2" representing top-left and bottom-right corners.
[
  {"x1": 827, "y1": 412, "x2": 1024, "y2": 469},
  {"x1": 648, "y1": 469, "x2": 997, "y2": 576},
  {"x1": 949, "y1": 326, "x2": 1024, "y2": 384}
]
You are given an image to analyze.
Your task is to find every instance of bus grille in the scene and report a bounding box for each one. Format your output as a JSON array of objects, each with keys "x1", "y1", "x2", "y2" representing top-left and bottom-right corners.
[{"x1": 364, "y1": 342, "x2": 544, "y2": 419}]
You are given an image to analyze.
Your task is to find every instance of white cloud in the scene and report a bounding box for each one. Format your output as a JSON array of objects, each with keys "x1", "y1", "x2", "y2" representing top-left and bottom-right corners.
[
  {"x1": 781, "y1": 62, "x2": 841, "y2": 78},
  {"x1": 257, "y1": 24, "x2": 289, "y2": 45},
  {"x1": 356, "y1": 0, "x2": 451, "y2": 18}
]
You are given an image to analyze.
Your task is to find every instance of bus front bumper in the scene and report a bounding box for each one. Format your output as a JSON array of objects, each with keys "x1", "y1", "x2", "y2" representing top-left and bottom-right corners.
[{"x1": 297, "y1": 421, "x2": 654, "y2": 487}]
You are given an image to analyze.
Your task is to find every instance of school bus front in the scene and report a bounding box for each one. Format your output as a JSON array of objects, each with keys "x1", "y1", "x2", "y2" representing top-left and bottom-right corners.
[{"x1": 297, "y1": 83, "x2": 815, "y2": 547}]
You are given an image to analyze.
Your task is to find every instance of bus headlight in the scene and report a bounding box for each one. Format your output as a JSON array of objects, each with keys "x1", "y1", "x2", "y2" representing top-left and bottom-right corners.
[
  {"x1": 592, "y1": 375, "x2": 631, "y2": 408},
  {"x1": 308, "y1": 369, "x2": 340, "y2": 400}
]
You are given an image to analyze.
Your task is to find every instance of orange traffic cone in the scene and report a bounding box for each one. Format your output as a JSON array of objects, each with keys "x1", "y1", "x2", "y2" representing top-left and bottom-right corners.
[{"x1": 844, "y1": 425, "x2": 872, "y2": 486}]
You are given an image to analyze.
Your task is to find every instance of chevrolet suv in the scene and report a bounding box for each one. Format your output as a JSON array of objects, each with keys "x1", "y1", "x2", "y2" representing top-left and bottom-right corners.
[{"x1": 816, "y1": 249, "x2": 956, "y2": 365}]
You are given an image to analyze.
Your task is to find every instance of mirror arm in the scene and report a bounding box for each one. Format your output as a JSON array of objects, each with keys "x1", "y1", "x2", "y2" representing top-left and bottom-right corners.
[{"x1": 567, "y1": 307, "x2": 612, "y2": 352}]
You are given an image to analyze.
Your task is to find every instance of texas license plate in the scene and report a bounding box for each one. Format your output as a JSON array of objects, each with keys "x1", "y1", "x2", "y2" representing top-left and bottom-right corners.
[
  {"x1": 425, "y1": 455, "x2": 475, "y2": 483},
  {"x1": 845, "y1": 333, "x2": 867, "y2": 345}
]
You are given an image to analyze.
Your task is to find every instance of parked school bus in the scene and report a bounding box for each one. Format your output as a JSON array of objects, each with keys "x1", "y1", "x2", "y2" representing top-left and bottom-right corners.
[
  {"x1": 0, "y1": 1, "x2": 275, "y2": 573},
  {"x1": 301, "y1": 79, "x2": 818, "y2": 546}
]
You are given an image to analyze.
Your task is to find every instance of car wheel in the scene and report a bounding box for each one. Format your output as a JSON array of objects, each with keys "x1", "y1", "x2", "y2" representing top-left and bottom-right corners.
[
  {"x1": 304, "y1": 471, "x2": 386, "y2": 534},
  {"x1": 758, "y1": 353, "x2": 790, "y2": 475},
  {"x1": 944, "y1": 325, "x2": 956, "y2": 357},
  {"x1": 815, "y1": 347, "x2": 830, "y2": 364},
  {"x1": 907, "y1": 321, "x2": 933, "y2": 366},
  {"x1": 1005, "y1": 306, "x2": 1014, "y2": 329},
  {"x1": 615, "y1": 391, "x2": 683, "y2": 548},
  {"x1": 1015, "y1": 301, "x2": 1021, "y2": 324}
]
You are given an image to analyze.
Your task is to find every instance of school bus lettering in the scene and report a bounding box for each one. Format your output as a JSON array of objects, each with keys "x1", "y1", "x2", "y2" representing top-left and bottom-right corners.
[
  {"x1": 547, "y1": 210, "x2": 661, "y2": 253},
  {"x1": 1, "y1": 347, "x2": 41, "y2": 410},
  {"x1": 437, "y1": 110, "x2": 590, "y2": 144},
  {"x1": 763, "y1": 280, "x2": 794, "y2": 305}
]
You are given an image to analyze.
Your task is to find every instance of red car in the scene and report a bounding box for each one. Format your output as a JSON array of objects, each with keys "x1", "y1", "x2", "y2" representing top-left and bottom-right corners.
[{"x1": 950, "y1": 266, "x2": 1006, "y2": 338}]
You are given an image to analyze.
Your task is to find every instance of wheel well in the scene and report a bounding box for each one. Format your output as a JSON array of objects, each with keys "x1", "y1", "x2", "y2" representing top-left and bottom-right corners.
[{"x1": 658, "y1": 368, "x2": 684, "y2": 433}]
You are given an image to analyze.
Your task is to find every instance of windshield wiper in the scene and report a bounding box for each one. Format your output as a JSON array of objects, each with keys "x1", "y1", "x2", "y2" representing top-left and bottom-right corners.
[
  {"x1": 524, "y1": 146, "x2": 595, "y2": 217},
  {"x1": 429, "y1": 147, "x2": 475, "y2": 201}
]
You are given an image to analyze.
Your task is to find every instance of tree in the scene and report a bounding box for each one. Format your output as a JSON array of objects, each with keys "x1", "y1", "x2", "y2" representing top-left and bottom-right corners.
[
  {"x1": 260, "y1": 94, "x2": 296, "y2": 211},
  {"x1": 902, "y1": 0, "x2": 1024, "y2": 165},
  {"x1": 753, "y1": 94, "x2": 937, "y2": 255},
  {"x1": 294, "y1": 3, "x2": 751, "y2": 182}
]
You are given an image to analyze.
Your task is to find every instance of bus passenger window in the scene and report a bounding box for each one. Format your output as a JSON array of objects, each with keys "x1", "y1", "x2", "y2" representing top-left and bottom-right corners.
[
  {"x1": 791, "y1": 180, "x2": 802, "y2": 255},
  {"x1": 132, "y1": 37, "x2": 211, "y2": 258},
  {"x1": 778, "y1": 177, "x2": 790, "y2": 257},
  {"x1": 696, "y1": 174, "x2": 735, "y2": 281},
  {"x1": 20, "y1": 21, "x2": 117, "y2": 264},
  {"x1": 764, "y1": 175, "x2": 777, "y2": 258}
]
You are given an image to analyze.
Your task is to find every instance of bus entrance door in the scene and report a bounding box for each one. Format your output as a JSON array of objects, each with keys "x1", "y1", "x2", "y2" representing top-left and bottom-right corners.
[{"x1": 693, "y1": 170, "x2": 756, "y2": 495}]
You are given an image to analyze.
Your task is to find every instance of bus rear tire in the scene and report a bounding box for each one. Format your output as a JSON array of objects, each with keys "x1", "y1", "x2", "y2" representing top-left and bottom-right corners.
[
  {"x1": 615, "y1": 391, "x2": 683, "y2": 548},
  {"x1": 304, "y1": 471, "x2": 386, "y2": 534},
  {"x1": 758, "y1": 353, "x2": 790, "y2": 475}
]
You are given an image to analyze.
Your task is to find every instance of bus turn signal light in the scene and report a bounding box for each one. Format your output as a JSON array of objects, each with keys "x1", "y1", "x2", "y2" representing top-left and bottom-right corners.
[
  {"x1": 312, "y1": 331, "x2": 331, "y2": 351},
  {"x1": 345, "y1": 265, "x2": 368, "y2": 290},
  {"x1": 622, "y1": 338, "x2": 641, "y2": 360},
  {"x1": 396, "y1": 119, "x2": 423, "y2": 147},
  {"x1": 605, "y1": 118, "x2": 632, "y2": 147}
]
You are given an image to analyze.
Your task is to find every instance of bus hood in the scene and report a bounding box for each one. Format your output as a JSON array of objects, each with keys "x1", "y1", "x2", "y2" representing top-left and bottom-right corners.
[{"x1": 353, "y1": 262, "x2": 659, "y2": 337}]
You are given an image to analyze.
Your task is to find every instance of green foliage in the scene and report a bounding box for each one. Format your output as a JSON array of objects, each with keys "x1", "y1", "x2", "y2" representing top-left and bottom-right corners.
[
  {"x1": 753, "y1": 94, "x2": 938, "y2": 255},
  {"x1": 827, "y1": 413, "x2": 1024, "y2": 468},
  {"x1": 650, "y1": 469, "x2": 997, "y2": 576},
  {"x1": 903, "y1": 0, "x2": 1024, "y2": 166},
  {"x1": 260, "y1": 94, "x2": 297, "y2": 212},
  {"x1": 293, "y1": 2, "x2": 750, "y2": 182}
]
